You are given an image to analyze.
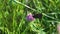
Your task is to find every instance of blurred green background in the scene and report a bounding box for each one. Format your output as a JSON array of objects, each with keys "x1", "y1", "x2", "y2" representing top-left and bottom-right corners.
[{"x1": 0, "y1": 0, "x2": 60, "y2": 34}]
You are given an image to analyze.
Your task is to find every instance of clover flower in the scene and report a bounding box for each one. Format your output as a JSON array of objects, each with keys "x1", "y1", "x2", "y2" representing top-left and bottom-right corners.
[
  {"x1": 57, "y1": 24, "x2": 60, "y2": 34},
  {"x1": 26, "y1": 13, "x2": 35, "y2": 21}
]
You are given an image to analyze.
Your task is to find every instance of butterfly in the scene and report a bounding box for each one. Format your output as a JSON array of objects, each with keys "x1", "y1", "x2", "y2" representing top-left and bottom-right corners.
[{"x1": 32, "y1": 12, "x2": 42, "y2": 19}]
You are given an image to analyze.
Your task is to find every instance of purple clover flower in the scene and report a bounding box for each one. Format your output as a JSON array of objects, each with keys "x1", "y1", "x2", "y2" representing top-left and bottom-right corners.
[
  {"x1": 57, "y1": 24, "x2": 60, "y2": 34},
  {"x1": 26, "y1": 13, "x2": 35, "y2": 21}
]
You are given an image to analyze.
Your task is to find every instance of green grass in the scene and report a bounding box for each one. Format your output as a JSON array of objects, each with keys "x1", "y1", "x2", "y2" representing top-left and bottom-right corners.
[{"x1": 0, "y1": 0, "x2": 60, "y2": 34}]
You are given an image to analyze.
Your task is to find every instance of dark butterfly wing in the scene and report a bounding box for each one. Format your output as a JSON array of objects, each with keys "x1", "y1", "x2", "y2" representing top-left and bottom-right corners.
[{"x1": 33, "y1": 13, "x2": 42, "y2": 19}]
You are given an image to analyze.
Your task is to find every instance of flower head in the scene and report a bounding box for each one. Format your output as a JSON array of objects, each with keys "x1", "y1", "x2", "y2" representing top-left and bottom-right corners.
[
  {"x1": 26, "y1": 13, "x2": 35, "y2": 21},
  {"x1": 57, "y1": 24, "x2": 60, "y2": 34}
]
